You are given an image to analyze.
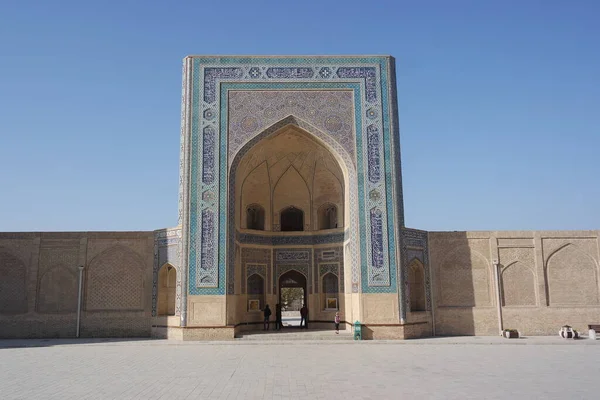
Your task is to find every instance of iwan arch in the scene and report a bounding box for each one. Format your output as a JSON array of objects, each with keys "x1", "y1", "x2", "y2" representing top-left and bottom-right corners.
[{"x1": 0, "y1": 56, "x2": 598, "y2": 340}]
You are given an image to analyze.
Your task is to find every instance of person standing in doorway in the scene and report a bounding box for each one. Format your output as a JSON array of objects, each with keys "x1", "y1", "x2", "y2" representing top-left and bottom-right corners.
[
  {"x1": 334, "y1": 312, "x2": 340, "y2": 334},
  {"x1": 300, "y1": 304, "x2": 308, "y2": 329},
  {"x1": 263, "y1": 304, "x2": 272, "y2": 331},
  {"x1": 275, "y1": 303, "x2": 282, "y2": 331}
]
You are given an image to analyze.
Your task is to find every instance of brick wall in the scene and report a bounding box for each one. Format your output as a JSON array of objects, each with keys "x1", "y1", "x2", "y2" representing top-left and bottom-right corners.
[
  {"x1": 0, "y1": 232, "x2": 154, "y2": 338},
  {"x1": 429, "y1": 230, "x2": 600, "y2": 336}
]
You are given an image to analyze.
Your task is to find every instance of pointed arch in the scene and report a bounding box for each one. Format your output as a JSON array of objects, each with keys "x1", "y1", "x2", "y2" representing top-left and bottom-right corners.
[
  {"x1": 0, "y1": 249, "x2": 27, "y2": 315},
  {"x1": 245, "y1": 203, "x2": 265, "y2": 230},
  {"x1": 439, "y1": 247, "x2": 491, "y2": 307},
  {"x1": 279, "y1": 205, "x2": 305, "y2": 231},
  {"x1": 408, "y1": 258, "x2": 426, "y2": 312},
  {"x1": 226, "y1": 115, "x2": 358, "y2": 300},
  {"x1": 37, "y1": 265, "x2": 78, "y2": 313},
  {"x1": 322, "y1": 272, "x2": 339, "y2": 310},
  {"x1": 247, "y1": 273, "x2": 265, "y2": 311},
  {"x1": 500, "y1": 261, "x2": 536, "y2": 306},
  {"x1": 158, "y1": 263, "x2": 177, "y2": 315},
  {"x1": 228, "y1": 115, "x2": 360, "y2": 298},
  {"x1": 545, "y1": 243, "x2": 599, "y2": 305},
  {"x1": 86, "y1": 245, "x2": 145, "y2": 311},
  {"x1": 240, "y1": 160, "x2": 270, "y2": 229},
  {"x1": 273, "y1": 166, "x2": 310, "y2": 230},
  {"x1": 317, "y1": 203, "x2": 338, "y2": 230}
]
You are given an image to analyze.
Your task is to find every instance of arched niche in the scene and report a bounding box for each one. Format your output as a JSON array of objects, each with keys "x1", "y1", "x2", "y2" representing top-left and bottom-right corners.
[
  {"x1": 322, "y1": 272, "x2": 339, "y2": 310},
  {"x1": 0, "y1": 250, "x2": 27, "y2": 315},
  {"x1": 313, "y1": 163, "x2": 343, "y2": 228},
  {"x1": 37, "y1": 266, "x2": 78, "y2": 314},
  {"x1": 246, "y1": 204, "x2": 265, "y2": 231},
  {"x1": 86, "y1": 245, "x2": 144, "y2": 311},
  {"x1": 241, "y1": 161, "x2": 270, "y2": 229},
  {"x1": 247, "y1": 273, "x2": 265, "y2": 311},
  {"x1": 408, "y1": 258, "x2": 426, "y2": 312},
  {"x1": 546, "y1": 244, "x2": 599, "y2": 306},
  {"x1": 439, "y1": 248, "x2": 491, "y2": 307},
  {"x1": 158, "y1": 263, "x2": 177, "y2": 316},
  {"x1": 501, "y1": 262, "x2": 536, "y2": 306},
  {"x1": 280, "y1": 206, "x2": 304, "y2": 232},
  {"x1": 273, "y1": 167, "x2": 310, "y2": 230},
  {"x1": 317, "y1": 203, "x2": 338, "y2": 230}
]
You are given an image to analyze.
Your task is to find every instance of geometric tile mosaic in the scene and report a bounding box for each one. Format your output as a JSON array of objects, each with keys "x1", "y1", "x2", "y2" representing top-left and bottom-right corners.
[{"x1": 179, "y1": 56, "x2": 405, "y2": 309}]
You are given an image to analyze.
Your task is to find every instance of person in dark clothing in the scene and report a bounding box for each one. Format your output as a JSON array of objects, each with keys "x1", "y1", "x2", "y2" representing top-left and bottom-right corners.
[
  {"x1": 300, "y1": 304, "x2": 308, "y2": 329},
  {"x1": 275, "y1": 303, "x2": 282, "y2": 331},
  {"x1": 263, "y1": 304, "x2": 272, "y2": 331}
]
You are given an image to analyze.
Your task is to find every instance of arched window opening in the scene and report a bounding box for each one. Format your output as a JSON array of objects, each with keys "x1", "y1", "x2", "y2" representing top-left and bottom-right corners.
[
  {"x1": 280, "y1": 206, "x2": 304, "y2": 232},
  {"x1": 246, "y1": 204, "x2": 265, "y2": 230},
  {"x1": 322, "y1": 272, "x2": 339, "y2": 310},
  {"x1": 247, "y1": 273, "x2": 265, "y2": 311},
  {"x1": 408, "y1": 260, "x2": 426, "y2": 312},
  {"x1": 317, "y1": 204, "x2": 338, "y2": 230},
  {"x1": 158, "y1": 264, "x2": 177, "y2": 316}
]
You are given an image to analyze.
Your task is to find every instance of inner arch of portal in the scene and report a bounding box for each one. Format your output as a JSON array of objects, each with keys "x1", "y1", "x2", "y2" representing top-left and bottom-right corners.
[{"x1": 227, "y1": 117, "x2": 359, "y2": 329}]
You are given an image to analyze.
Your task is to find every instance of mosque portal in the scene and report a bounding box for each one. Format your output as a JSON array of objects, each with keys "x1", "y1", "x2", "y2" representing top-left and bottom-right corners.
[{"x1": 177, "y1": 56, "x2": 411, "y2": 338}]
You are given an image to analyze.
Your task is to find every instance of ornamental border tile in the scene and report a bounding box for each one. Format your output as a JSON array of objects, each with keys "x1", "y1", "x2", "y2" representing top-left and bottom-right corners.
[{"x1": 179, "y1": 56, "x2": 404, "y2": 302}]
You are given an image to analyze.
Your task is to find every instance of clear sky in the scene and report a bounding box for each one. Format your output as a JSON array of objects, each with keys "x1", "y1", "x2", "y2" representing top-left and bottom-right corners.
[{"x1": 0, "y1": 0, "x2": 598, "y2": 232}]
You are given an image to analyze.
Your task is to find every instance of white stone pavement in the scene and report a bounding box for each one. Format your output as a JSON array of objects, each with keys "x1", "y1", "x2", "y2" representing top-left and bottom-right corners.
[{"x1": 0, "y1": 336, "x2": 599, "y2": 400}]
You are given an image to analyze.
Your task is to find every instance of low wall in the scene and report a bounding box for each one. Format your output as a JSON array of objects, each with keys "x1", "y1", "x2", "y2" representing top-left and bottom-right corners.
[
  {"x1": 0, "y1": 231, "x2": 154, "y2": 339},
  {"x1": 430, "y1": 230, "x2": 600, "y2": 336}
]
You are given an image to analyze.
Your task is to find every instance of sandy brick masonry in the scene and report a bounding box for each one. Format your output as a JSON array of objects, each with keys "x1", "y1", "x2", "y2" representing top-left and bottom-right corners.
[
  {"x1": 430, "y1": 230, "x2": 600, "y2": 336},
  {"x1": 0, "y1": 231, "x2": 154, "y2": 338},
  {"x1": 1, "y1": 229, "x2": 599, "y2": 339},
  {"x1": 0, "y1": 338, "x2": 599, "y2": 399}
]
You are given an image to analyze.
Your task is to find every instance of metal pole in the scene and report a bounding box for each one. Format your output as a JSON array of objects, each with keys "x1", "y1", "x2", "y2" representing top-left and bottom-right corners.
[
  {"x1": 76, "y1": 265, "x2": 84, "y2": 338},
  {"x1": 493, "y1": 260, "x2": 503, "y2": 335}
]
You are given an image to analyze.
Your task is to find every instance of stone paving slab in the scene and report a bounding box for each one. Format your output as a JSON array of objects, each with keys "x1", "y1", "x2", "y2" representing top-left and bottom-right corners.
[
  {"x1": 1, "y1": 335, "x2": 598, "y2": 348},
  {"x1": 1, "y1": 337, "x2": 599, "y2": 399}
]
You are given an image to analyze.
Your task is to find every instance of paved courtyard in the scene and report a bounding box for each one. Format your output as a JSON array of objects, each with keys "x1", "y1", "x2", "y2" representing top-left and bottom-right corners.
[{"x1": 1, "y1": 337, "x2": 599, "y2": 399}]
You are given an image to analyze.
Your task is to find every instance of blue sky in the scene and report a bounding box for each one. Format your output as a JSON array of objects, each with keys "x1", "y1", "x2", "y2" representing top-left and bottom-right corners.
[{"x1": 0, "y1": 0, "x2": 598, "y2": 232}]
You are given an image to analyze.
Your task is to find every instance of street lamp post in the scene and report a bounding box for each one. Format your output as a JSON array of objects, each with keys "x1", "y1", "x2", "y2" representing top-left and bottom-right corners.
[
  {"x1": 493, "y1": 260, "x2": 503, "y2": 336},
  {"x1": 76, "y1": 265, "x2": 84, "y2": 338}
]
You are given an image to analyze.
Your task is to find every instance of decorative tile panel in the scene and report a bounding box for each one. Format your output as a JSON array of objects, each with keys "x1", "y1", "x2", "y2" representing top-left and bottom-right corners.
[
  {"x1": 204, "y1": 68, "x2": 244, "y2": 103},
  {"x1": 179, "y1": 56, "x2": 404, "y2": 300},
  {"x1": 202, "y1": 127, "x2": 216, "y2": 184},
  {"x1": 369, "y1": 208, "x2": 388, "y2": 285},
  {"x1": 228, "y1": 90, "x2": 355, "y2": 164},
  {"x1": 276, "y1": 250, "x2": 310, "y2": 262},
  {"x1": 241, "y1": 247, "x2": 272, "y2": 294},
  {"x1": 367, "y1": 125, "x2": 381, "y2": 183},
  {"x1": 319, "y1": 263, "x2": 339, "y2": 277},
  {"x1": 313, "y1": 247, "x2": 344, "y2": 293},
  {"x1": 336, "y1": 67, "x2": 377, "y2": 103},
  {"x1": 236, "y1": 231, "x2": 346, "y2": 246},
  {"x1": 266, "y1": 67, "x2": 314, "y2": 78},
  {"x1": 198, "y1": 210, "x2": 216, "y2": 286},
  {"x1": 274, "y1": 248, "x2": 312, "y2": 294}
]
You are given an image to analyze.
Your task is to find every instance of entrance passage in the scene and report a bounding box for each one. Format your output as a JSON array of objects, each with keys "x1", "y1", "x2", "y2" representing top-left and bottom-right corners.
[{"x1": 278, "y1": 270, "x2": 307, "y2": 327}]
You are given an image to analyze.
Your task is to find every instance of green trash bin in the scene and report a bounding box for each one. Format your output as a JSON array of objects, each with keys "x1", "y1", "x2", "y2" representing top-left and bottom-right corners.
[{"x1": 353, "y1": 321, "x2": 362, "y2": 340}]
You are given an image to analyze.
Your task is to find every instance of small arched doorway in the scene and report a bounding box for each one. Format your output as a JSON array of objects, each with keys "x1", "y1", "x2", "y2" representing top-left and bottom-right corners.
[{"x1": 278, "y1": 270, "x2": 307, "y2": 327}]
